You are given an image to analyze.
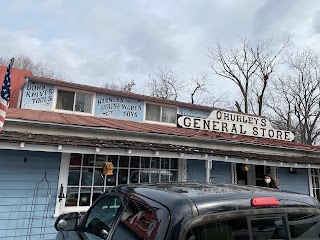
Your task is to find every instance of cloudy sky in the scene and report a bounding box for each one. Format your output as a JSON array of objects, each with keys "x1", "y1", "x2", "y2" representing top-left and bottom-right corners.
[{"x1": 2, "y1": 0, "x2": 320, "y2": 100}]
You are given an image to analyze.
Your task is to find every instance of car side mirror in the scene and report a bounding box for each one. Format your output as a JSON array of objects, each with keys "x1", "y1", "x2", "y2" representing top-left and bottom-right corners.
[{"x1": 54, "y1": 212, "x2": 80, "y2": 231}]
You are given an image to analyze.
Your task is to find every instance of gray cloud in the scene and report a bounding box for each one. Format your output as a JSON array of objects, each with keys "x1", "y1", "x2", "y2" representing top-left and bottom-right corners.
[{"x1": 2, "y1": 0, "x2": 320, "y2": 98}]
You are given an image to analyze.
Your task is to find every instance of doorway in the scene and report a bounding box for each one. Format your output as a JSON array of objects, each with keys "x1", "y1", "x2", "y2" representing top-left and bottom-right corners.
[{"x1": 235, "y1": 163, "x2": 272, "y2": 186}]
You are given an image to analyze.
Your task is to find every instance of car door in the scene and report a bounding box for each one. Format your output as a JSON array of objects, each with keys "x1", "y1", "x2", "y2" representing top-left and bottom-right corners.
[{"x1": 79, "y1": 194, "x2": 124, "y2": 240}]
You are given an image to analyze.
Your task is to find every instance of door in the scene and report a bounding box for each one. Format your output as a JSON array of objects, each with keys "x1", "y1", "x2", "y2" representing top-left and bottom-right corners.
[{"x1": 235, "y1": 164, "x2": 273, "y2": 186}]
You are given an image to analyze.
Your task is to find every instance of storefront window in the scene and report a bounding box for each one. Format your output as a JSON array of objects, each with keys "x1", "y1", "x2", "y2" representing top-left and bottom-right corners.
[
  {"x1": 311, "y1": 168, "x2": 320, "y2": 201},
  {"x1": 66, "y1": 154, "x2": 179, "y2": 208}
]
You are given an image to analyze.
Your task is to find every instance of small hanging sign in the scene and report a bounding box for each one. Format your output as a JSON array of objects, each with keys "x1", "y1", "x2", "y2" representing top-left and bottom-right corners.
[{"x1": 103, "y1": 162, "x2": 114, "y2": 175}]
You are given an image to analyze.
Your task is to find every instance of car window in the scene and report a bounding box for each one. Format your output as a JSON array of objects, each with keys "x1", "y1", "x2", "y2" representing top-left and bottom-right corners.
[
  {"x1": 250, "y1": 216, "x2": 286, "y2": 239},
  {"x1": 111, "y1": 200, "x2": 158, "y2": 240},
  {"x1": 185, "y1": 217, "x2": 250, "y2": 240},
  {"x1": 288, "y1": 214, "x2": 320, "y2": 239},
  {"x1": 184, "y1": 213, "x2": 320, "y2": 240},
  {"x1": 83, "y1": 195, "x2": 122, "y2": 239}
]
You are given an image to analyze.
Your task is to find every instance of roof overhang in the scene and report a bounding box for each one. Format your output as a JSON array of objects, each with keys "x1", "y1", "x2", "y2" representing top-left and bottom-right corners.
[{"x1": 1, "y1": 118, "x2": 320, "y2": 168}]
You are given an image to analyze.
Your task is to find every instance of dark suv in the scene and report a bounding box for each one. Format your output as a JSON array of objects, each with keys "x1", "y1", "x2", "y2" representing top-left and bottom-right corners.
[{"x1": 55, "y1": 182, "x2": 320, "y2": 240}]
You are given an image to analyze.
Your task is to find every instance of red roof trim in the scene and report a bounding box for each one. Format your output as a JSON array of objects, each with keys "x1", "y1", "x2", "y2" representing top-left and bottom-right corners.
[{"x1": 6, "y1": 108, "x2": 320, "y2": 152}]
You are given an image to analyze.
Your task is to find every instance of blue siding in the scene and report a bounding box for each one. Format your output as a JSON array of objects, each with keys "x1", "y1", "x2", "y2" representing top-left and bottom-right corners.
[
  {"x1": 187, "y1": 160, "x2": 206, "y2": 182},
  {"x1": 0, "y1": 149, "x2": 61, "y2": 240},
  {"x1": 278, "y1": 167, "x2": 310, "y2": 195},
  {"x1": 211, "y1": 161, "x2": 232, "y2": 184}
]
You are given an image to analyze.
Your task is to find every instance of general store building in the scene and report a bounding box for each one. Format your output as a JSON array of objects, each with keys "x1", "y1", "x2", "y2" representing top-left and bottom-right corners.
[{"x1": 1, "y1": 68, "x2": 320, "y2": 239}]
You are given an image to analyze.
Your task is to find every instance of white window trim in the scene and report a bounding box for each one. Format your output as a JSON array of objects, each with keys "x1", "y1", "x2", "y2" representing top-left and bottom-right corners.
[
  {"x1": 54, "y1": 152, "x2": 70, "y2": 218},
  {"x1": 54, "y1": 87, "x2": 94, "y2": 115},
  {"x1": 54, "y1": 153, "x2": 181, "y2": 217},
  {"x1": 308, "y1": 168, "x2": 314, "y2": 197},
  {"x1": 144, "y1": 102, "x2": 178, "y2": 124}
]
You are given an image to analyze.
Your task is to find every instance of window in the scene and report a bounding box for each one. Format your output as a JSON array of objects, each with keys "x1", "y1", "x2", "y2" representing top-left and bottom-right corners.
[
  {"x1": 185, "y1": 217, "x2": 250, "y2": 240},
  {"x1": 288, "y1": 214, "x2": 320, "y2": 238},
  {"x1": 311, "y1": 168, "x2": 320, "y2": 201},
  {"x1": 83, "y1": 195, "x2": 122, "y2": 239},
  {"x1": 56, "y1": 89, "x2": 92, "y2": 113},
  {"x1": 65, "y1": 154, "x2": 179, "y2": 208},
  {"x1": 145, "y1": 103, "x2": 177, "y2": 124},
  {"x1": 111, "y1": 200, "x2": 158, "y2": 240},
  {"x1": 185, "y1": 214, "x2": 320, "y2": 240}
]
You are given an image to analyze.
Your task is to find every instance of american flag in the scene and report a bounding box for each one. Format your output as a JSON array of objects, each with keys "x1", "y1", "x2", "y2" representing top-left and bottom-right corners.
[{"x1": 0, "y1": 58, "x2": 14, "y2": 132}]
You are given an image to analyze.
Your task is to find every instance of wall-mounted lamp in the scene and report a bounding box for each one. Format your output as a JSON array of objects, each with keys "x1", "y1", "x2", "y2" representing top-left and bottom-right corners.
[
  {"x1": 58, "y1": 184, "x2": 65, "y2": 202},
  {"x1": 58, "y1": 145, "x2": 63, "y2": 150},
  {"x1": 180, "y1": 153, "x2": 184, "y2": 157},
  {"x1": 155, "y1": 151, "x2": 159, "y2": 156},
  {"x1": 95, "y1": 147, "x2": 100, "y2": 152},
  {"x1": 127, "y1": 149, "x2": 132, "y2": 154},
  {"x1": 20, "y1": 142, "x2": 25, "y2": 148}
]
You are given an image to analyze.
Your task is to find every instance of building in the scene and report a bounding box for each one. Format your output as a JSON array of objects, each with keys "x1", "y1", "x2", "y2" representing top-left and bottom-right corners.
[{"x1": 1, "y1": 69, "x2": 320, "y2": 239}]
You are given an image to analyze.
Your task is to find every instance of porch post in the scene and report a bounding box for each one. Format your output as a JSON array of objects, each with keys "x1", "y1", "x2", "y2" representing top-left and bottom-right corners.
[{"x1": 205, "y1": 160, "x2": 212, "y2": 183}]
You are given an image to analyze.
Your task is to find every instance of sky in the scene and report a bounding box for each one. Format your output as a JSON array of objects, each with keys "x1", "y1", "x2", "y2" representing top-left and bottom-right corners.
[{"x1": 2, "y1": 0, "x2": 320, "y2": 102}]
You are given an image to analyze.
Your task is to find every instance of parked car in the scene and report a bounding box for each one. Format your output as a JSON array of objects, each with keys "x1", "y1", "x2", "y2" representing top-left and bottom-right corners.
[{"x1": 55, "y1": 182, "x2": 320, "y2": 240}]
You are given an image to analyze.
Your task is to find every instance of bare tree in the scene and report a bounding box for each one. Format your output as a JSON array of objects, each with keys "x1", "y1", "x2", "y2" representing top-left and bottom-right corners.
[
  {"x1": 147, "y1": 67, "x2": 182, "y2": 100},
  {"x1": 0, "y1": 53, "x2": 66, "y2": 79},
  {"x1": 188, "y1": 73, "x2": 209, "y2": 104},
  {"x1": 268, "y1": 48, "x2": 320, "y2": 145},
  {"x1": 103, "y1": 78, "x2": 136, "y2": 93},
  {"x1": 208, "y1": 36, "x2": 291, "y2": 115}
]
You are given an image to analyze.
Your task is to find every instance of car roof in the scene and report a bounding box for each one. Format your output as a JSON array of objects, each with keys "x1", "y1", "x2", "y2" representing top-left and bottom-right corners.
[{"x1": 111, "y1": 182, "x2": 319, "y2": 214}]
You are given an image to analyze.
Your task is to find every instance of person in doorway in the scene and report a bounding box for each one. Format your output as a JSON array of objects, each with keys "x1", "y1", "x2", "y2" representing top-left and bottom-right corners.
[{"x1": 262, "y1": 175, "x2": 278, "y2": 189}]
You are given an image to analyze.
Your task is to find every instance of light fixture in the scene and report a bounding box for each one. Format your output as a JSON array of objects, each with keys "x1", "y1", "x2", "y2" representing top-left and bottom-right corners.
[
  {"x1": 245, "y1": 158, "x2": 249, "y2": 163},
  {"x1": 20, "y1": 142, "x2": 25, "y2": 148},
  {"x1": 205, "y1": 154, "x2": 208, "y2": 158},
  {"x1": 128, "y1": 149, "x2": 132, "y2": 154},
  {"x1": 225, "y1": 156, "x2": 228, "y2": 160},
  {"x1": 58, "y1": 184, "x2": 65, "y2": 202},
  {"x1": 264, "y1": 160, "x2": 267, "y2": 164},
  {"x1": 155, "y1": 151, "x2": 159, "y2": 156},
  {"x1": 180, "y1": 153, "x2": 184, "y2": 157},
  {"x1": 58, "y1": 145, "x2": 63, "y2": 150},
  {"x1": 280, "y1": 162, "x2": 283, "y2": 166},
  {"x1": 96, "y1": 147, "x2": 100, "y2": 152}
]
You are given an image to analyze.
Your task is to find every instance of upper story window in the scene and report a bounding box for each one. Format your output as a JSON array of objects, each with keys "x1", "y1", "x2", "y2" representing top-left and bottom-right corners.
[
  {"x1": 145, "y1": 103, "x2": 177, "y2": 124},
  {"x1": 56, "y1": 90, "x2": 92, "y2": 113}
]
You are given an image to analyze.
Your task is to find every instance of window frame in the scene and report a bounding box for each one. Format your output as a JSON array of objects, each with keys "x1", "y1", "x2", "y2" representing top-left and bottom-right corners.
[
  {"x1": 310, "y1": 168, "x2": 320, "y2": 201},
  {"x1": 59, "y1": 153, "x2": 179, "y2": 214},
  {"x1": 145, "y1": 102, "x2": 178, "y2": 125},
  {"x1": 54, "y1": 87, "x2": 94, "y2": 115}
]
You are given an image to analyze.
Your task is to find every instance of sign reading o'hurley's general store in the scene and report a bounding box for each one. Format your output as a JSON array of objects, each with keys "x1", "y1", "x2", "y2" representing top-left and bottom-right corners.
[{"x1": 177, "y1": 110, "x2": 295, "y2": 141}]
